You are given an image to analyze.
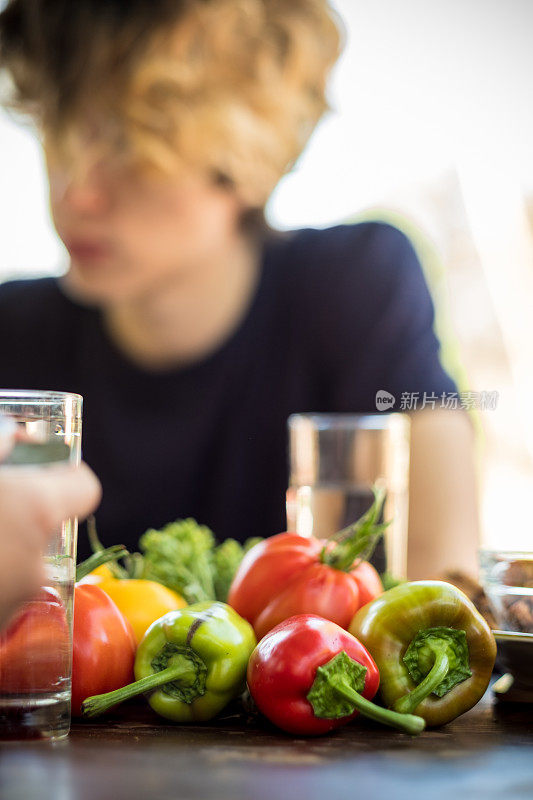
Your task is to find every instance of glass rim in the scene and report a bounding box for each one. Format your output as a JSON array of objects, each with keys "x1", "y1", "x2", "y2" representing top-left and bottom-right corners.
[
  {"x1": 479, "y1": 547, "x2": 533, "y2": 558},
  {"x1": 288, "y1": 412, "x2": 408, "y2": 431},
  {"x1": 0, "y1": 389, "x2": 82, "y2": 405}
]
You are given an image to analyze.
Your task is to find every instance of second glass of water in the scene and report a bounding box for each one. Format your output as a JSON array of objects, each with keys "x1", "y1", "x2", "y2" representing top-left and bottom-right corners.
[{"x1": 287, "y1": 413, "x2": 410, "y2": 579}]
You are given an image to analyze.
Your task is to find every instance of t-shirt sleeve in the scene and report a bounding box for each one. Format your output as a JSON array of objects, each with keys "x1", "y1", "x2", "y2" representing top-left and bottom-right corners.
[{"x1": 307, "y1": 222, "x2": 458, "y2": 412}]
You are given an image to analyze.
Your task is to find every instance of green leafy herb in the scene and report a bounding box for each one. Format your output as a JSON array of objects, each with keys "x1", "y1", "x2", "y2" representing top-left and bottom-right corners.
[
  {"x1": 139, "y1": 519, "x2": 217, "y2": 604},
  {"x1": 213, "y1": 536, "x2": 262, "y2": 602},
  {"x1": 138, "y1": 518, "x2": 261, "y2": 604}
]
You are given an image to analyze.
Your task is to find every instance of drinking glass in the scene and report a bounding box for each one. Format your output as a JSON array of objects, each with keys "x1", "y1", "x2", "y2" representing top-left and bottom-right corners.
[
  {"x1": 0, "y1": 390, "x2": 82, "y2": 742},
  {"x1": 286, "y1": 413, "x2": 410, "y2": 579}
]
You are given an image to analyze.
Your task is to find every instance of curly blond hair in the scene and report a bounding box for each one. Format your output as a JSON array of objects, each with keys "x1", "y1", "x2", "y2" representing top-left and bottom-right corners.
[{"x1": 0, "y1": 0, "x2": 343, "y2": 206}]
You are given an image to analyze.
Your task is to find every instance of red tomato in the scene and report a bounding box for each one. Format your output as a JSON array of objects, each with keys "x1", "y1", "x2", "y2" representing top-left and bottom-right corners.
[
  {"x1": 350, "y1": 560, "x2": 384, "y2": 607},
  {"x1": 253, "y1": 561, "x2": 361, "y2": 640},
  {"x1": 71, "y1": 584, "x2": 136, "y2": 716},
  {"x1": 0, "y1": 588, "x2": 69, "y2": 694},
  {"x1": 229, "y1": 534, "x2": 322, "y2": 625},
  {"x1": 229, "y1": 532, "x2": 383, "y2": 639}
]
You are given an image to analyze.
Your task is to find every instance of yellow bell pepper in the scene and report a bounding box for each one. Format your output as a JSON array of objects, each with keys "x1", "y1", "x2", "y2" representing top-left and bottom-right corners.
[
  {"x1": 95, "y1": 578, "x2": 187, "y2": 643},
  {"x1": 80, "y1": 564, "x2": 115, "y2": 584}
]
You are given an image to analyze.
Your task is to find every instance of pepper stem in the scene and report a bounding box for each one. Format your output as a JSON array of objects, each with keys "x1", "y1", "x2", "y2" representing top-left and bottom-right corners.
[
  {"x1": 330, "y1": 677, "x2": 425, "y2": 735},
  {"x1": 393, "y1": 650, "x2": 450, "y2": 715},
  {"x1": 82, "y1": 665, "x2": 185, "y2": 718},
  {"x1": 392, "y1": 626, "x2": 472, "y2": 714},
  {"x1": 75, "y1": 545, "x2": 130, "y2": 582},
  {"x1": 306, "y1": 651, "x2": 425, "y2": 735},
  {"x1": 87, "y1": 515, "x2": 130, "y2": 578},
  {"x1": 319, "y1": 485, "x2": 389, "y2": 572},
  {"x1": 82, "y1": 647, "x2": 208, "y2": 718}
]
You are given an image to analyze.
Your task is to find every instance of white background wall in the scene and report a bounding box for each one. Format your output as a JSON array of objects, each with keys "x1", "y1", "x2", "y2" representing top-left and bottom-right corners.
[
  {"x1": 272, "y1": 0, "x2": 533, "y2": 227},
  {"x1": 1, "y1": 0, "x2": 533, "y2": 276}
]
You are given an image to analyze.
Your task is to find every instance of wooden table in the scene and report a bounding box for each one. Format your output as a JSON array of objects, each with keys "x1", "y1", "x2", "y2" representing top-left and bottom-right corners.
[{"x1": 1, "y1": 688, "x2": 532, "y2": 800}]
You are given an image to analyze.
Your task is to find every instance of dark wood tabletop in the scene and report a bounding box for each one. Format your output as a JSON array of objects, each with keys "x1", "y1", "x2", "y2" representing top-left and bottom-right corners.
[{"x1": 1, "y1": 686, "x2": 532, "y2": 800}]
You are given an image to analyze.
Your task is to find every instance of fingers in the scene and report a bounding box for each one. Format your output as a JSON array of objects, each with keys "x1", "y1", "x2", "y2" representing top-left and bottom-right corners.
[
  {"x1": 61, "y1": 462, "x2": 102, "y2": 522},
  {"x1": 0, "y1": 461, "x2": 102, "y2": 541},
  {"x1": 0, "y1": 539, "x2": 48, "y2": 631},
  {"x1": 36, "y1": 462, "x2": 102, "y2": 530},
  {"x1": 0, "y1": 461, "x2": 102, "y2": 631}
]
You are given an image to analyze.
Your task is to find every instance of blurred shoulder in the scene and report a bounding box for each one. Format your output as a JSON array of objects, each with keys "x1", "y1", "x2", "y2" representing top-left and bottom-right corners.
[
  {"x1": 0, "y1": 277, "x2": 71, "y2": 323},
  {"x1": 0, "y1": 277, "x2": 78, "y2": 360},
  {"x1": 0, "y1": 276, "x2": 64, "y2": 303},
  {"x1": 0, "y1": 277, "x2": 83, "y2": 386},
  {"x1": 268, "y1": 221, "x2": 420, "y2": 289},
  {"x1": 290, "y1": 220, "x2": 409, "y2": 252}
]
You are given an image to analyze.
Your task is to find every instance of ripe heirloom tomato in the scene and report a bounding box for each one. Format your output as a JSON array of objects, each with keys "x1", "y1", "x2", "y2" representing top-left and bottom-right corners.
[{"x1": 229, "y1": 490, "x2": 385, "y2": 639}]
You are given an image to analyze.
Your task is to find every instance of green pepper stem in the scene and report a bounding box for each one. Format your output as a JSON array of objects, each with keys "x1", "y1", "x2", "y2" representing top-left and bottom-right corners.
[
  {"x1": 75, "y1": 545, "x2": 130, "y2": 582},
  {"x1": 87, "y1": 515, "x2": 130, "y2": 578},
  {"x1": 82, "y1": 663, "x2": 191, "y2": 718},
  {"x1": 319, "y1": 485, "x2": 389, "y2": 572},
  {"x1": 393, "y1": 650, "x2": 450, "y2": 715},
  {"x1": 330, "y1": 677, "x2": 425, "y2": 735}
]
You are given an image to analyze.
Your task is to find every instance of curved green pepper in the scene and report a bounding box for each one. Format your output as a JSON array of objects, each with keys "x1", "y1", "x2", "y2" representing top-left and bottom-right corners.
[
  {"x1": 349, "y1": 581, "x2": 496, "y2": 727},
  {"x1": 82, "y1": 601, "x2": 256, "y2": 722}
]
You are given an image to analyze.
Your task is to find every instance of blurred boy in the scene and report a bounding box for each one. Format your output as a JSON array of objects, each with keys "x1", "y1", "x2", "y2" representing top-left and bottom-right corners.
[{"x1": 0, "y1": 0, "x2": 479, "y2": 577}]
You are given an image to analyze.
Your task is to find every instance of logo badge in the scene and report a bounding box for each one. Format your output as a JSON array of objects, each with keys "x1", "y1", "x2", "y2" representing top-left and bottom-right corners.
[{"x1": 375, "y1": 390, "x2": 395, "y2": 411}]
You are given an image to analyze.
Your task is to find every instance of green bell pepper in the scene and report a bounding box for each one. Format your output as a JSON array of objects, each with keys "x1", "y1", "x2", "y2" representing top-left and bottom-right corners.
[
  {"x1": 349, "y1": 581, "x2": 497, "y2": 727},
  {"x1": 82, "y1": 601, "x2": 256, "y2": 722}
]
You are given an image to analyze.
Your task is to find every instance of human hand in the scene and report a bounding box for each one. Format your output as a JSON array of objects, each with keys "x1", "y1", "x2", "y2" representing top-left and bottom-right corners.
[{"x1": 0, "y1": 424, "x2": 101, "y2": 630}]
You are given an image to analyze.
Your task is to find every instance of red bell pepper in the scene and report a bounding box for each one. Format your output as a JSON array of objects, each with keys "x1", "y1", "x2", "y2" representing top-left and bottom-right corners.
[
  {"x1": 229, "y1": 489, "x2": 385, "y2": 639},
  {"x1": 247, "y1": 614, "x2": 425, "y2": 736},
  {"x1": 71, "y1": 546, "x2": 137, "y2": 716},
  {"x1": 0, "y1": 546, "x2": 136, "y2": 714},
  {"x1": 71, "y1": 584, "x2": 137, "y2": 716}
]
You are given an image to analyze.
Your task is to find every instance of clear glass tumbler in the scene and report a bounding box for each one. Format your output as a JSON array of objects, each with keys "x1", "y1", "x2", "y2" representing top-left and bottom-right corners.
[
  {"x1": 0, "y1": 390, "x2": 82, "y2": 742},
  {"x1": 287, "y1": 413, "x2": 410, "y2": 579}
]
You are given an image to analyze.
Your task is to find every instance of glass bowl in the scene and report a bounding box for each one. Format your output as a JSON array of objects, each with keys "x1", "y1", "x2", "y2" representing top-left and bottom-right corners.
[{"x1": 479, "y1": 549, "x2": 533, "y2": 700}]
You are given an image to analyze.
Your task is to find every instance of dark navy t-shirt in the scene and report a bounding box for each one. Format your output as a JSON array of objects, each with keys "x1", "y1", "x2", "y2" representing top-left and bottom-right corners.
[{"x1": 0, "y1": 223, "x2": 456, "y2": 559}]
